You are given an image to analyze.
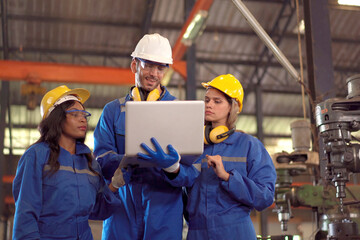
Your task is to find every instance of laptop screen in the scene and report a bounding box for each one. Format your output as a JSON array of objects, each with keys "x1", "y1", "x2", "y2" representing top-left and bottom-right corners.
[{"x1": 122, "y1": 100, "x2": 204, "y2": 167}]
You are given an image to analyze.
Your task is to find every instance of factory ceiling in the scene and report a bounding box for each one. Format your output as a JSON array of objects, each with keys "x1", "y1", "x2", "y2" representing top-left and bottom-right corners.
[{"x1": 1, "y1": 0, "x2": 360, "y2": 154}]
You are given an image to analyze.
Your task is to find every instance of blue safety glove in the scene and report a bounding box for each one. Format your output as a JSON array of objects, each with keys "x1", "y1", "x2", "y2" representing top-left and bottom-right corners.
[{"x1": 138, "y1": 137, "x2": 180, "y2": 172}]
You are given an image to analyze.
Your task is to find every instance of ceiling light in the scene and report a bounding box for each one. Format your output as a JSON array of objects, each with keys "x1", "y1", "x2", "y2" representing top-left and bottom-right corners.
[
  {"x1": 293, "y1": 19, "x2": 305, "y2": 34},
  {"x1": 338, "y1": 0, "x2": 360, "y2": 6},
  {"x1": 181, "y1": 10, "x2": 209, "y2": 46}
]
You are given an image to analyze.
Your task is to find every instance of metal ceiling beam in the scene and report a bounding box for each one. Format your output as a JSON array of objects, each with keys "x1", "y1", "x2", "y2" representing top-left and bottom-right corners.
[
  {"x1": 7, "y1": 14, "x2": 141, "y2": 28},
  {"x1": 140, "y1": 0, "x2": 156, "y2": 36},
  {"x1": 196, "y1": 57, "x2": 360, "y2": 74},
  {"x1": 247, "y1": 0, "x2": 295, "y2": 85},
  {"x1": 1, "y1": 46, "x2": 357, "y2": 75},
  {"x1": 152, "y1": 21, "x2": 360, "y2": 45},
  {"x1": 5, "y1": 47, "x2": 132, "y2": 58},
  {"x1": 3, "y1": 14, "x2": 359, "y2": 45}
]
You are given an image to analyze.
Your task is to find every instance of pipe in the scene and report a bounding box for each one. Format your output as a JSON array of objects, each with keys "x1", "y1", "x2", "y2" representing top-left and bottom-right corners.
[{"x1": 232, "y1": 0, "x2": 300, "y2": 82}]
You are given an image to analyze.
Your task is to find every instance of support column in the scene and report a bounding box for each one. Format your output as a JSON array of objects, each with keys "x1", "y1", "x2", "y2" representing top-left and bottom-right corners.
[
  {"x1": 0, "y1": 0, "x2": 10, "y2": 232},
  {"x1": 185, "y1": 0, "x2": 197, "y2": 100},
  {"x1": 0, "y1": 1, "x2": 13, "y2": 239},
  {"x1": 303, "y1": 0, "x2": 335, "y2": 178},
  {"x1": 255, "y1": 84, "x2": 268, "y2": 237}
]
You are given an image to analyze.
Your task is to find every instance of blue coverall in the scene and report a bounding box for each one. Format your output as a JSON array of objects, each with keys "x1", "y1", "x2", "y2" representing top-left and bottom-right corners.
[
  {"x1": 12, "y1": 142, "x2": 122, "y2": 240},
  {"x1": 171, "y1": 131, "x2": 276, "y2": 240},
  {"x1": 93, "y1": 87, "x2": 199, "y2": 240}
]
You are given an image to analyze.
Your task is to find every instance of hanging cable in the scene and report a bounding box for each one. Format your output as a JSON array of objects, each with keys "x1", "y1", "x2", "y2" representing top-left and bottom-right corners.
[
  {"x1": 294, "y1": 0, "x2": 321, "y2": 148},
  {"x1": 295, "y1": 0, "x2": 306, "y2": 119}
]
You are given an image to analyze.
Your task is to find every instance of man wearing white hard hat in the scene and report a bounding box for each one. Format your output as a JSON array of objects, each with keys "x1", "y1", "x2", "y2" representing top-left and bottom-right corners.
[{"x1": 94, "y1": 33, "x2": 196, "y2": 240}]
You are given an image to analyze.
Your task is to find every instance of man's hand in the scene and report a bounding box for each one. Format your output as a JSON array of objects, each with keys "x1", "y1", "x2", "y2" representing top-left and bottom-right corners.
[
  {"x1": 206, "y1": 155, "x2": 230, "y2": 181},
  {"x1": 137, "y1": 137, "x2": 180, "y2": 172}
]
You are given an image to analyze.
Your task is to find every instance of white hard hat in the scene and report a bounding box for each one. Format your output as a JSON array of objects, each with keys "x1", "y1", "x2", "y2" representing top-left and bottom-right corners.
[{"x1": 131, "y1": 33, "x2": 173, "y2": 64}]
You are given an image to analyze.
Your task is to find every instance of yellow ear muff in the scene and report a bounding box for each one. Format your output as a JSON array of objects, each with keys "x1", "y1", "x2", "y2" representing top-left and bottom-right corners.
[
  {"x1": 204, "y1": 125, "x2": 235, "y2": 144},
  {"x1": 131, "y1": 87, "x2": 143, "y2": 101},
  {"x1": 210, "y1": 125, "x2": 230, "y2": 144},
  {"x1": 204, "y1": 125, "x2": 211, "y2": 145},
  {"x1": 131, "y1": 87, "x2": 160, "y2": 101},
  {"x1": 146, "y1": 88, "x2": 160, "y2": 101}
]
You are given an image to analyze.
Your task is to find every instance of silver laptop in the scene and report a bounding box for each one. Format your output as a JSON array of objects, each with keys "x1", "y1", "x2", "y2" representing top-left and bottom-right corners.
[{"x1": 121, "y1": 100, "x2": 205, "y2": 168}]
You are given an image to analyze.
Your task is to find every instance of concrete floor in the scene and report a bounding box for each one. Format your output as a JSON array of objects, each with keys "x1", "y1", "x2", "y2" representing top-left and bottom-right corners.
[
  {"x1": 90, "y1": 219, "x2": 189, "y2": 240},
  {"x1": 0, "y1": 217, "x2": 188, "y2": 240},
  {"x1": 1, "y1": 217, "x2": 317, "y2": 240}
]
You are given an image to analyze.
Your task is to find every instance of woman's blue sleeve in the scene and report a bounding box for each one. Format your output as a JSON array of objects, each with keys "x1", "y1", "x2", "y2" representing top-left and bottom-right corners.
[
  {"x1": 12, "y1": 148, "x2": 43, "y2": 239},
  {"x1": 220, "y1": 139, "x2": 276, "y2": 211},
  {"x1": 89, "y1": 171, "x2": 122, "y2": 220}
]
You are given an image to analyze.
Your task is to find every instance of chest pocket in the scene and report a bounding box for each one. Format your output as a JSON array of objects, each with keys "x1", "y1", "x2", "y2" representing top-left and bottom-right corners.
[
  {"x1": 41, "y1": 170, "x2": 75, "y2": 211},
  {"x1": 42, "y1": 173, "x2": 58, "y2": 189}
]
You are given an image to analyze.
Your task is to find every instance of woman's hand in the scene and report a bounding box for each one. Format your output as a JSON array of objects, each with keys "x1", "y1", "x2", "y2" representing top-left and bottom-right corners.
[
  {"x1": 206, "y1": 155, "x2": 230, "y2": 181},
  {"x1": 109, "y1": 165, "x2": 132, "y2": 192}
]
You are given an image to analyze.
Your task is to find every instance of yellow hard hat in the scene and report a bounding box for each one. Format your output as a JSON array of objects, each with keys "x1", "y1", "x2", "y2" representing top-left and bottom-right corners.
[
  {"x1": 201, "y1": 74, "x2": 244, "y2": 113},
  {"x1": 40, "y1": 85, "x2": 90, "y2": 119}
]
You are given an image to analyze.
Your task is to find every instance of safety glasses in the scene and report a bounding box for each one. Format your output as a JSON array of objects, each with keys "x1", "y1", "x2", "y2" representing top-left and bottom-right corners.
[
  {"x1": 66, "y1": 109, "x2": 91, "y2": 121},
  {"x1": 136, "y1": 58, "x2": 169, "y2": 73}
]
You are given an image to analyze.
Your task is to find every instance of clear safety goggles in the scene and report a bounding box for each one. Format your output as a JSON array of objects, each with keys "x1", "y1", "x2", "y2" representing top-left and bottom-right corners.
[
  {"x1": 66, "y1": 109, "x2": 91, "y2": 122},
  {"x1": 136, "y1": 58, "x2": 169, "y2": 73}
]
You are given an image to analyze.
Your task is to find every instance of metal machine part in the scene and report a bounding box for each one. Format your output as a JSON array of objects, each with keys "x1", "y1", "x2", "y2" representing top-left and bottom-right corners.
[
  {"x1": 290, "y1": 119, "x2": 312, "y2": 152},
  {"x1": 315, "y1": 75, "x2": 360, "y2": 239},
  {"x1": 273, "y1": 168, "x2": 296, "y2": 232},
  {"x1": 273, "y1": 118, "x2": 320, "y2": 232},
  {"x1": 274, "y1": 172, "x2": 360, "y2": 236},
  {"x1": 273, "y1": 152, "x2": 320, "y2": 231},
  {"x1": 328, "y1": 220, "x2": 359, "y2": 240}
]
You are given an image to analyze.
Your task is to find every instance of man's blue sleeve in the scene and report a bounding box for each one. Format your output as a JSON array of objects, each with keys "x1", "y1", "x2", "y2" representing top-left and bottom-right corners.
[{"x1": 94, "y1": 102, "x2": 124, "y2": 182}]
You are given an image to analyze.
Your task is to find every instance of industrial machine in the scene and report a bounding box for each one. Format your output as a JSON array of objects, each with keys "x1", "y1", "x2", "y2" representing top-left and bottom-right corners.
[
  {"x1": 273, "y1": 74, "x2": 360, "y2": 240},
  {"x1": 315, "y1": 74, "x2": 360, "y2": 239}
]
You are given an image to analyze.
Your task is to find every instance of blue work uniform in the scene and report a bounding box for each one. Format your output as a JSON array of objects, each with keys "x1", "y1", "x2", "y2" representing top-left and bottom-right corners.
[
  {"x1": 183, "y1": 132, "x2": 276, "y2": 240},
  {"x1": 12, "y1": 142, "x2": 122, "y2": 240},
  {"x1": 94, "y1": 87, "x2": 198, "y2": 240}
]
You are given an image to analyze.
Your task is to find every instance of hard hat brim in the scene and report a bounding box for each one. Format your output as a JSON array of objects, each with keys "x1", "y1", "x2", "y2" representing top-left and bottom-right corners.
[
  {"x1": 201, "y1": 81, "x2": 243, "y2": 113},
  {"x1": 131, "y1": 52, "x2": 173, "y2": 65},
  {"x1": 58, "y1": 88, "x2": 90, "y2": 105},
  {"x1": 201, "y1": 82, "x2": 210, "y2": 88}
]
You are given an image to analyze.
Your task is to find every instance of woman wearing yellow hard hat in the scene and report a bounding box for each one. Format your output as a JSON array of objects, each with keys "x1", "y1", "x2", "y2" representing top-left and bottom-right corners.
[
  {"x1": 164, "y1": 74, "x2": 276, "y2": 239},
  {"x1": 12, "y1": 85, "x2": 125, "y2": 240}
]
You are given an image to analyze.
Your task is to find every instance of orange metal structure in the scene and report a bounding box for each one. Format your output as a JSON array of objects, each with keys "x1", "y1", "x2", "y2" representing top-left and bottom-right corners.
[
  {"x1": 0, "y1": 60, "x2": 187, "y2": 85},
  {"x1": 0, "y1": 60, "x2": 134, "y2": 85},
  {"x1": 172, "y1": 0, "x2": 214, "y2": 62},
  {"x1": 2, "y1": 175, "x2": 14, "y2": 184}
]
